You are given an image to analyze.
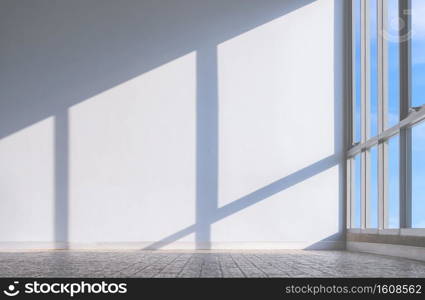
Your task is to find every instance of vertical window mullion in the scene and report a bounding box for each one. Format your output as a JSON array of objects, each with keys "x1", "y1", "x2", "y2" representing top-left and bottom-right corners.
[
  {"x1": 351, "y1": 0, "x2": 357, "y2": 147},
  {"x1": 347, "y1": 159, "x2": 354, "y2": 228},
  {"x1": 361, "y1": 0, "x2": 371, "y2": 229},
  {"x1": 399, "y1": 0, "x2": 412, "y2": 228},
  {"x1": 346, "y1": 0, "x2": 354, "y2": 229},
  {"x1": 377, "y1": 0, "x2": 389, "y2": 229}
]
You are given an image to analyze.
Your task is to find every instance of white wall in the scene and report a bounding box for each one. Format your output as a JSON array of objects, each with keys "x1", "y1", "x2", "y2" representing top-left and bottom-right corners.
[{"x1": 0, "y1": 0, "x2": 345, "y2": 249}]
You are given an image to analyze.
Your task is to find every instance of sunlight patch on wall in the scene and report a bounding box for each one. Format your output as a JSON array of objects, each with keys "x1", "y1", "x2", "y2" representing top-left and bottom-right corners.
[
  {"x1": 212, "y1": 165, "x2": 341, "y2": 242},
  {"x1": 0, "y1": 117, "x2": 54, "y2": 241},
  {"x1": 217, "y1": 0, "x2": 336, "y2": 208},
  {"x1": 68, "y1": 52, "x2": 197, "y2": 242}
]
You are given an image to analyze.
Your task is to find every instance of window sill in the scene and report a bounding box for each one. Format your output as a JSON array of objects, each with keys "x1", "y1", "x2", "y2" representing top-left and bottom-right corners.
[{"x1": 347, "y1": 228, "x2": 425, "y2": 237}]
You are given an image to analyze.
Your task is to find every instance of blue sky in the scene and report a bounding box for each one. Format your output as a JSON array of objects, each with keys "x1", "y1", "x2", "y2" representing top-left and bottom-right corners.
[{"x1": 353, "y1": 0, "x2": 425, "y2": 228}]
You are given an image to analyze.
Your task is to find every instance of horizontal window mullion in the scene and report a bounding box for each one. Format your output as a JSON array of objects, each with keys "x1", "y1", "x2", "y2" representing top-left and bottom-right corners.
[{"x1": 347, "y1": 104, "x2": 425, "y2": 157}]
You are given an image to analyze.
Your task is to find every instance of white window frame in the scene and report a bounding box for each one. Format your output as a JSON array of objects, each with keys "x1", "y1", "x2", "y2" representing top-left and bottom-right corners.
[{"x1": 346, "y1": 0, "x2": 425, "y2": 234}]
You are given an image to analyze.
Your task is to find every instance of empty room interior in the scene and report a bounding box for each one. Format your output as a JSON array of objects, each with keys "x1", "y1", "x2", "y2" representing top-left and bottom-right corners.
[{"x1": 1, "y1": 0, "x2": 425, "y2": 278}]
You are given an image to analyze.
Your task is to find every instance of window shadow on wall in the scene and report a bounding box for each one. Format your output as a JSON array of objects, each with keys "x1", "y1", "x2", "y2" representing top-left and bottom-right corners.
[
  {"x1": 145, "y1": 0, "x2": 346, "y2": 250},
  {"x1": 0, "y1": 0, "x2": 345, "y2": 248}
]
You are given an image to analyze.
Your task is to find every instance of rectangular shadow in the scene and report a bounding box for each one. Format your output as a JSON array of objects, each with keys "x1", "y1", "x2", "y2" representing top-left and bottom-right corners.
[
  {"x1": 54, "y1": 110, "x2": 69, "y2": 247},
  {"x1": 196, "y1": 45, "x2": 219, "y2": 249}
]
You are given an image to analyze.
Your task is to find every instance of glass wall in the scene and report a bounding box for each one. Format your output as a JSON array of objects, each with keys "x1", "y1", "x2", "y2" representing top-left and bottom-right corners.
[{"x1": 349, "y1": 0, "x2": 425, "y2": 231}]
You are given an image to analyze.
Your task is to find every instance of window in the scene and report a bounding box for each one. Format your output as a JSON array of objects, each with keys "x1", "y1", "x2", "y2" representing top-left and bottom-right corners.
[
  {"x1": 370, "y1": 0, "x2": 378, "y2": 137},
  {"x1": 387, "y1": 0, "x2": 400, "y2": 128},
  {"x1": 388, "y1": 135, "x2": 400, "y2": 228},
  {"x1": 412, "y1": 0, "x2": 425, "y2": 107},
  {"x1": 368, "y1": 146, "x2": 378, "y2": 228},
  {"x1": 353, "y1": 154, "x2": 362, "y2": 228},
  {"x1": 353, "y1": 0, "x2": 362, "y2": 143},
  {"x1": 348, "y1": 0, "x2": 425, "y2": 231},
  {"x1": 412, "y1": 121, "x2": 425, "y2": 228}
]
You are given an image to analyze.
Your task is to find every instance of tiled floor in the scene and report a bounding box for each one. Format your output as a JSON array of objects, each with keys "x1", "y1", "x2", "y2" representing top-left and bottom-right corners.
[{"x1": 0, "y1": 250, "x2": 424, "y2": 278}]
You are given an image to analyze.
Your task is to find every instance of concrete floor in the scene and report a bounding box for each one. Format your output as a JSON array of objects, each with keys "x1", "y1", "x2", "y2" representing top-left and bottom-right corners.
[{"x1": 0, "y1": 250, "x2": 425, "y2": 278}]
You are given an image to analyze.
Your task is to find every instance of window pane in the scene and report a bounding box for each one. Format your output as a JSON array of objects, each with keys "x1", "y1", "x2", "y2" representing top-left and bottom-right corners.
[
  {"x1": 387, "y1": 135, "x2": 400, "y2": 228},
  {"x1": 387, "y1": 0, "x2": 400, "y2": 128},
  {"x1": 412, "y1": 0, "x2": 425, "y2": 107},
  {"x1": 368, "y1": 146, "x2": 378, "y2": 228},
  {"x1": 370, "y1": 0, "x2": 378, "y2": 137},
  {"x1": 353, "y1": 154, "x2": 362, "y2": 228},
  {"x1": 354, "y1": 0, "x2": 362, "y2": 143},
  {"x1": 412, "y1": 122, "x2": 425, "y2": 228}
]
